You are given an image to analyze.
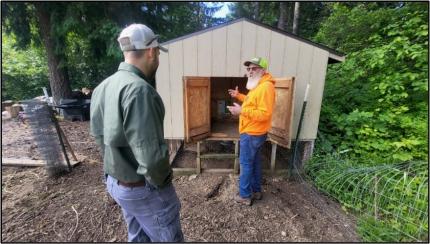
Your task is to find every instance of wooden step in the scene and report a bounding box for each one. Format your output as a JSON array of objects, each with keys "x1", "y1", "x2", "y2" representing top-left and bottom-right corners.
[
  {"x1": 2, "y1": 157, "x2": 80, "y2": 167},
  {"x1": 199, "y1": 154, "x2": 237, "y2": 159}
]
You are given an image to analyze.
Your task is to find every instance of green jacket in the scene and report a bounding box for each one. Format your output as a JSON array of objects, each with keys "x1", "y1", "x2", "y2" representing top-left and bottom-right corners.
[{"x1": 90, "y1": 62, "x2": 172, "y2": 188}]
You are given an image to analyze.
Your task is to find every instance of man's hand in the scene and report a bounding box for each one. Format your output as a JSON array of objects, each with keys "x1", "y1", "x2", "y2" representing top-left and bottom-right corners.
[
  {"x1": 228, "y1": 86, "x2": 239, "y2": 98},
  {"x1": 227, "y1": 103, "x2": 242, "y2": 116}
]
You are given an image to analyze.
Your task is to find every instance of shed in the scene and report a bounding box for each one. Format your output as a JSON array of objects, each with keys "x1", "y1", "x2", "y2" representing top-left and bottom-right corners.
[{"x1": 156, "y1": 18, "x2": 344, "y2": 160}]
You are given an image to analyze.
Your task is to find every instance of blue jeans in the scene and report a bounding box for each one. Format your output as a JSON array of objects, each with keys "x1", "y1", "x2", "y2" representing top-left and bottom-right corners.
[
  {"x1": 106, "y1": 175, "x2": 184, "y2": 242},
  {"x1": 239, "y1": 133, "x2": 267, "y2": 198}
]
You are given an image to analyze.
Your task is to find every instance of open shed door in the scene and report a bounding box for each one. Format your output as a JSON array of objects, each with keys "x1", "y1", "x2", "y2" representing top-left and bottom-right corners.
[
  {"x1": 184, "y1": 76, "x2": 211, "y2": 142},
  {"x1": 269, "y1": 77, "x2": 295, "y2": 148}
]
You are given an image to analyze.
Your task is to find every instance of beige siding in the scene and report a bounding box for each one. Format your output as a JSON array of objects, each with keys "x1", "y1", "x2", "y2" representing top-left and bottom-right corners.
[
  {"x1": 291, "y1": 41, "x2": 314, "y2": 139},
  {"x1": 255, "y1": 26, "x2": 271, "y2": 61},
  {"x1": 226, "y1": 22, "x2": 242, "y2": 76},
  {"x1": 302, "y1": 48, "x2": 329, "y2": 139},
  {"x1": 282, "y1": 36, "x2": 300, "y2": 77},
  {"x1": 212, "y1": 27, "x2": 227, "y2": 76},
  {"x1": 156, "y1": 45, "x2": 172, "y2": 138},
  {"x1": 197, "y1": 32, "x2": 212, "y2": 76},
  {"x1": 268, "y1": 31, "x2": 286, "y2": 77},
  {"x1": 168, "y1": 41, "x2": 185, "y2": 138},
  {"x1": 183, "y1": 37, "x2": 198, "y2": 76},
  {"x1": 240, "y1": 21, "x2": 257, "y2": 75}
]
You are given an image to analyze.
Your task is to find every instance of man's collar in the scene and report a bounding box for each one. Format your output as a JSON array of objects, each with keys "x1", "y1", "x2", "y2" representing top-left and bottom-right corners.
[
  {"x1": 118, "y1": 62, "x2": 147, "y2": 80},
  {"x1": 118, "y1": 62, "x2": 156, "y2": 88}
]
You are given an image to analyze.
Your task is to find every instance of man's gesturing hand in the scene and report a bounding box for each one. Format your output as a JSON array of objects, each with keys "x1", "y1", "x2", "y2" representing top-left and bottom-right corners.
[
  {"x1": 227, "y1": 103, "x2": 242, "y2": 116},
  {"x1": 228, "y1": 86, "x2": 239, "y2": 98}
]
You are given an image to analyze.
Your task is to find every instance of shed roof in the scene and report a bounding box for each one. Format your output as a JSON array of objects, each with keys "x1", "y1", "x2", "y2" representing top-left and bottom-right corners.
[{"x1": 161, "y1": 18, "x2": 345, "y2": 63}]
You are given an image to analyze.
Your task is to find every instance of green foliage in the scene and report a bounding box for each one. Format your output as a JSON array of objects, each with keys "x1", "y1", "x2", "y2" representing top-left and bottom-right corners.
[
  {"x1": 305, "y1": 155, "x2": 429, "y2": 242},
  {"x1": 1, "y1": 31, "x2": 49, "y2": 100},
  {"x1": 316, "y1": 2, "x2": 428, "y2": 162},
  {"x1": 227, "y1": 2, "x2": 331, "y2": 39}
]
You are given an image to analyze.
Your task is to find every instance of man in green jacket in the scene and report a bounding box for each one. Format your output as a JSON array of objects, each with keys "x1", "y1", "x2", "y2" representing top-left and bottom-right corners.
[{"x1": 90, "y1": 23, "x2": 183, "y2": 242}]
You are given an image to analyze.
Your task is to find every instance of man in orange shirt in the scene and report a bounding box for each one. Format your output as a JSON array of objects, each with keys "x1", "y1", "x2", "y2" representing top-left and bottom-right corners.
[{"x1": 227, "y1": 57, "x2": 276, "y2": 206}]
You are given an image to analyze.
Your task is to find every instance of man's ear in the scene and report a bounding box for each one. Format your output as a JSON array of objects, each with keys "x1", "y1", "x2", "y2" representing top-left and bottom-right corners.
[{"x1": 147, "y1": 47, "x2": 156, "y2": 58}]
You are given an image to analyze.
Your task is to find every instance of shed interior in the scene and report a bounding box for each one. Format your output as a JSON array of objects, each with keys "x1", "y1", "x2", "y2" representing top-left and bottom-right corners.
[{"x1": 209, "y1": 77, "x2": 247, "y2": 139}]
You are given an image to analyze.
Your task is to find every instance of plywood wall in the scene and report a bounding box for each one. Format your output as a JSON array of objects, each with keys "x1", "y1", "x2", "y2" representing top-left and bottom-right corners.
[{"x1": 156, "y1": 20, "x2": 330, "y2": 140}]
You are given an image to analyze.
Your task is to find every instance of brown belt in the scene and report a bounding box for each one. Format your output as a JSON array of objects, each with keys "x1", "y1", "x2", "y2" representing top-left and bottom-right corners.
[{"x1": 117, "y1": 180, "x2": 146, "y2": 188}]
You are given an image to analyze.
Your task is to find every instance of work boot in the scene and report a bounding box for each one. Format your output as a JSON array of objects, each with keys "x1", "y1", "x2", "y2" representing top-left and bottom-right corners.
[
  {"x1": 234, "y1": 194, "x2": 252, "y2": 206},
  {"x1": 252, "y1": 192, "x2": 263, "y2": 200}
]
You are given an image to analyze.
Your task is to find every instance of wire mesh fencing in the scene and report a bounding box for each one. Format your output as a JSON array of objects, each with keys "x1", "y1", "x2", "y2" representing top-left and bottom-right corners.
[
  {"x1": 304, "y1": 154, "x2": 428, "y2": 242},
  {"x1": 22, "y1": 99, "x2": 71, "y2": 176}
]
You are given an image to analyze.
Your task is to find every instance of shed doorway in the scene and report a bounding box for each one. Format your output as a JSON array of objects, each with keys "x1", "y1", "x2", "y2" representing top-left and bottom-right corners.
[
  {"x1": 183, "y1": 76, "x2": 246, "y2": 141},
  {"x1": 184, "y1": 76, "x2": 295, "y2": 148}
]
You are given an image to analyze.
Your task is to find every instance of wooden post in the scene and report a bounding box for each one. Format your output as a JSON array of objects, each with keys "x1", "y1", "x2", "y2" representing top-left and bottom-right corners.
[
  {"x1": 196, "y1": 141, "x2": 201, "y2": 174},
  {"x1": 234, "y1": 140, "x2": 239, "y2": 174},
  {"x1": 270, "y1": 142, "x2": 277, "y2": 174},
  {"x1": 59, "y1": 127, "x2": 78, "y2": 161}
]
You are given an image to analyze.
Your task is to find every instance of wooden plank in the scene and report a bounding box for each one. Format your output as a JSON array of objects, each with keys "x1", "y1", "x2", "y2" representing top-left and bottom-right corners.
[
  {"x1": 269, "y1": 77, "x2": 295, "y2": 148},
  {"x1": 156, "y1": 44, "x2": 173, "y2": 138},
  {"x1": 196, "y1": 141, "x2": 201, "y2": 174},
  {"x1": 302, "y1": 48, "x2": 329, "y2": 140},
  {"x1": 169, "y1": 41, "x2": 185, "y2": 138},
  {"x1": 270, "y1": 142, "x2": 277, "y2": 174},
  {"x1": 234, "y1": 140, "x2": 239, "y2": 174},
  {"x1": 183, "y1": 36, "x2": 198, "y2": 76},
  {"x1": 2, "y1": 158, "x2": 80, "y2": 167},
  {"x1": 200, "y1": 154, "x2": 236, "y2": 159},
  {"x1": 269, "y1": 31, "x2": 286, "y2": 77},
  {"x1": 203, "y1": 169, "x2": 234, "y2": 173},
  {"x1": 240, "y1": 21, "x2": 257, "y2": 75},
  {"x1": 282, "y1": 36, "x2": 300, "y2": 77},
  {"x1": 292, "y1": 42, "x2": 314, "y2": 139},
  {"x1": 184, "y1": 77, "x2": 211, "y2": 141},
  {"x1": 226, "y1": 22, "x2": 242, "y2": 77},
  {"x1": 197, "y1": 31, "x2": 212, "y2": 76},
  {"x1": 211, "y1": 27, "x2": 227, "y2": 76},
  {"x1": 255, "y1": 26, "x2": 271, "y2": 60}
]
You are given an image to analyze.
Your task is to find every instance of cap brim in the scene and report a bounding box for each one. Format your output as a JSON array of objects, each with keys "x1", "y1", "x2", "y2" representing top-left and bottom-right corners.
[
  {"x1": 159, "y1": 45, "x2": 168, "y2": 52},
  {"x1": 244, "y1": 61, "x2": 252, "y2": 66}
]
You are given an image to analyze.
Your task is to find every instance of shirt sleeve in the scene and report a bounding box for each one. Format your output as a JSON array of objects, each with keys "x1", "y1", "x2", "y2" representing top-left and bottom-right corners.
[
  {"x1": 121, "y1": 86, "x2": 172, "y2": 188},
  {"x1": 241, "y1": 83, "x2": 275, "y2": 122}
]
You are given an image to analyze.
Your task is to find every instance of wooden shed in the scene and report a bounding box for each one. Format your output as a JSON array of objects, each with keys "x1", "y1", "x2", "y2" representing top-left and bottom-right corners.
[{"x1": 156, "y1": 18, "x2": 344, "y2": 162}]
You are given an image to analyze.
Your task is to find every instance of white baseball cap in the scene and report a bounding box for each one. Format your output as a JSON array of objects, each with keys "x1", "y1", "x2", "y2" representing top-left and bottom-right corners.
[{"x1": 117, "y1": 23, "x2": 168, "y2": 52}]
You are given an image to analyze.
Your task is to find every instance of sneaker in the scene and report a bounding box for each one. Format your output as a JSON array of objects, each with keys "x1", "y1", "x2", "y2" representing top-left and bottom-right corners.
[
  {"x1": 234, "y1": 195, "x2": 252, "y2": 206},
  {"x1": 252, "y1": 192, "x2": 263, "y2": 200}
]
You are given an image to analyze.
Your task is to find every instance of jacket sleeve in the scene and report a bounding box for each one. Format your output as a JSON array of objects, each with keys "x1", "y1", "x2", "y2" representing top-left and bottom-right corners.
[
  {"x1": 241, "y1": 83, "x2": 275, "y2": 122},
  {"x1": 236, "y1": 93, "x2": 246, "y2": 102},
  {"x1": 121, "y1": 87, "x2": 172, "y2": 188}
]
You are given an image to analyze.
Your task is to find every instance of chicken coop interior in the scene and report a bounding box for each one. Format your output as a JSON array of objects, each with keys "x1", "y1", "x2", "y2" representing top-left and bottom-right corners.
[{"x1": 209, "y1": 77, "x2": 247, "y2": 139}]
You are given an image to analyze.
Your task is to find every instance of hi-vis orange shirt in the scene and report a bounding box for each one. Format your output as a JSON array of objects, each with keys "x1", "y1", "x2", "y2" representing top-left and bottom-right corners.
[{"x1": 236, "y1": 73, "x2": 276, "y2": 135}]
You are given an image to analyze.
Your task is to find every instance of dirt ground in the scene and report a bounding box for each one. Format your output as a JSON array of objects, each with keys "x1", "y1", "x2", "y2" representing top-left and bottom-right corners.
[{"x1": 1, "y1": 118, "x2": 359, "y2": 242}]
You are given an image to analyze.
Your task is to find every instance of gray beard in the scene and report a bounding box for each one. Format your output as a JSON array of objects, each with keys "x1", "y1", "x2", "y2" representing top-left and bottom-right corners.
[{"x1": 246, "y1": 76, "x2": 260, "y2": 90}]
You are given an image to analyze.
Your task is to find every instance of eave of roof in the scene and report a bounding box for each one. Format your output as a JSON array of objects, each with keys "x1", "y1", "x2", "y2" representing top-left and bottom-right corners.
[{"x1": 161, "y1": 17, "x2": 346, "y2": 63}]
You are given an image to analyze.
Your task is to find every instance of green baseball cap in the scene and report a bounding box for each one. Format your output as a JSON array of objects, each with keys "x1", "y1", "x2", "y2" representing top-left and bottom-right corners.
[{"x1": 244, "y1": 57, "x2": 268, "y2": 69}]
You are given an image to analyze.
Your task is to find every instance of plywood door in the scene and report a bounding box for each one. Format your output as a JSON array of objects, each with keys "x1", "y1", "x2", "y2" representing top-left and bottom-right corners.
[
  {"x1": 269, "y1": 77, "x2": 295, "y2": 148},
  {"x1": 184, "y1": 76, "x2": 211, "y2": 142}
]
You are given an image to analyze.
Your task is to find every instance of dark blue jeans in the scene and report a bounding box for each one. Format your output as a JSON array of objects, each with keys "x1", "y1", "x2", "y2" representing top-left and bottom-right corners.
[
  {"x1": 239, "y1": 133, "x2": 267, "y2": 198},
  {"x1": 106, "y1": 175, "x2": 184, "y2": 242}
]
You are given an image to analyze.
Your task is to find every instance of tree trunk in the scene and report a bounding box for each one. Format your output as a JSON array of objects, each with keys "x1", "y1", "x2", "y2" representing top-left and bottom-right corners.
[
  {"x1": 254, "y1": 2, "x2": 260, "y2": 21},
  {"x1": 293, "y1": 2, "x2": 300, "y2": 35},
  {"x1": 34, "y1": 3, "x2": 72, "y2": 105},
  {"x1": 277, "y1": 2, "x2": 288, "y2": 30}
]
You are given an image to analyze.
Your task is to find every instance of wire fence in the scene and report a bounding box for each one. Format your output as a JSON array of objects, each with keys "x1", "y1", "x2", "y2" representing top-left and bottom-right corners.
[
  {"x1": 303, "y1": 152, "x2": 428, "y2": 242},
  {"x1": 22, "y1": 99, "x2": 71, "y2": 176}
]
